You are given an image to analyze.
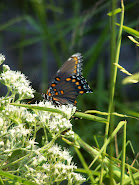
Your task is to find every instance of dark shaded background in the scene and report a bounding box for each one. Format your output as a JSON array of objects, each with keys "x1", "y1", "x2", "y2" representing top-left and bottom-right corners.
[{"x1": 0, "y1": 0, "x2": 139, "y2": 180}]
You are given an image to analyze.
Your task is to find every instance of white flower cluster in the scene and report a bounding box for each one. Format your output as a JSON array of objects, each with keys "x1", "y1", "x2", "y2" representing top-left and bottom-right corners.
[
  {"x1": 34, "y1": 100, "x2": 76, "y2": 137},
  {"x1": 60, "y1": 104, "x2": 77, "y2": 120},
  {"x1": 0, "y1": 102, "x2": 84, "y2": 184},
  {"x1": 0, "y1": 119, "x2": 85, "y2": 184},
  {"x1": 5, "y1": 125, "x2": 35, "y2": 154},
  {"x1": 1, "y1": 99, "x2": 75, "y2": 138},
  {"x1": 0, "y1": 53, "x2": 86, "y2": 184},
  {"x1": 70, "y1": 172, "x2": 86, "y2": 184},
  {"x1": 0, "y1": 64, "x2": 35, "y2": 100},
  {"x1": 0, "y1": 96, "x2": 11, "y2": 108},
  {"x1": 22, "y1": 144, "x2": 86, "y2": 184},
  {"x1": 2, "y1": 103, "x2": 36, "y2": 124},
  {"x1": 47, "y1": 144, "x2": 73, "y2": 164},
  {"x1": 0, "y1": 115, "x2": 8, "y2": 136}
]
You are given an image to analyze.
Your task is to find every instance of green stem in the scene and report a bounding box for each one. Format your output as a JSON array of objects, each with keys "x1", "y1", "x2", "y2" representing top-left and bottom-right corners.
[
  {"x1": 74, "y1": 147, "x2": 95, "y2": 184},
  {"x1": 89, "y1": 121, "x2": 126, "y2": 168},
  {"x1": 1, "y1": 153, "x2": 30, "y2": 169},
  {"x1": 0, "y1": 170, "x2": 38, "y2": 185},
  {"x1": 74, "y1": 132, "x2": 129, "y2": 181},
  {"x1": 41, "y1": 131, "x2": 61, "y2": 151},
  {"x1": 120, "y1": 121, "x2": 126, "y2": 185},
  {"x1": 101, "y1": 1, "x2": 124, "y2": 184},
  {"x1": 10, "y1": 103, "x2": 67, "y2": 117},
  {"x1": 106, "y1": 0, "x2": 124, "y2": 149},
  {"x1": 108, "y1": 0, "x2": 117, "y2": 184},
  {"x1": 10, "y1": 103, "x2": 107, "y2": 123},
  {"x1": 5, "y1": 88, "x2": 10, "y2": 97},
  {"x1": 74, "y1": 111, "x2": 107, "y2": 123},
  {"x1": 0, "y1": 177, "x2": 4, "y2": 185}
]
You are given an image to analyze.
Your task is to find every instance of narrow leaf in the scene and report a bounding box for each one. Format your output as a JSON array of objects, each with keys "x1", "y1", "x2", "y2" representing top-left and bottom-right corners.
[
  {"x1": 122, "y1": 73, "x2": 139, "y2": 84},
  {"x1": 0, "y1": 170, "x2": 38, "y2": 185},
  {"x1": 107, "y1": 8, "x2": 122, "y2": 16},
  {"x1": 116, "y1": 23, "x2": 139, "y2": 38},
  {"x1": 128, "y1": 36, "x2": 139, "y2": 46},
  {"x1": 74, "y1": 111, "x2": 107, "y2": 123},
  {"x1": 10, "y1": 103, "x2": 66, "y2": 116},
  {"x1": 113, "y1": 63, "x2": 132, "y2": 76}
]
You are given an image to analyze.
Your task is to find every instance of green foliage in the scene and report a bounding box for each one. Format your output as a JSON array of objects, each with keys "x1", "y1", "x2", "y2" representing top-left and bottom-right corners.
[{"x1": 0, "y1": 0, "x2": 139, "y2": 184}]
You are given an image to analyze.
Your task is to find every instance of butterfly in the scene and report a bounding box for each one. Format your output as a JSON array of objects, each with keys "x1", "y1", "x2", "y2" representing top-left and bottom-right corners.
[{"x1": 45, "y1": 53, "x2": 92, "y2": 105}]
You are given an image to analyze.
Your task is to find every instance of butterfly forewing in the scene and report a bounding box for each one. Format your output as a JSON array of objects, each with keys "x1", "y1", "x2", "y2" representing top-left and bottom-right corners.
[{"x1": 48, "y1": 53, "x2": 82, "y2": 86}]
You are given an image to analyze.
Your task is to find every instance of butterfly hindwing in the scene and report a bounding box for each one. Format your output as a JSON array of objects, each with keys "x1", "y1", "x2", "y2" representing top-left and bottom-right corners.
[{"x1": 46, "y1": 53, "x2": 92, "y2": 105}]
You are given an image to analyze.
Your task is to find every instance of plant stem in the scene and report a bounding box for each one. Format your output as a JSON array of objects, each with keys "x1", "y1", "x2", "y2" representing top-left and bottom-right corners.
[
  {"x1": 100, "y1": 0, "x2": 125, "y2": 184},
  {"x1": 109, "y1": 0, "x2": 117, "y2": 183},
  {"x1": 120, "y1": 121, "x2": 126, "y2": 185},
  {"x1": 74, "y1": 147, "x2": 95, "y2": 184},
  {"x1": 106, "y1": 0, "x2": 124, "y2": 149}
]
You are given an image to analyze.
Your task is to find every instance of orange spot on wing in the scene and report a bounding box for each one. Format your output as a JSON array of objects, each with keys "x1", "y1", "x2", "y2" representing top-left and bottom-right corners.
[
  {"x1": 73, "y1": 56, "x2": 78, "y2": 63},
  {"x1": 79, "y1": 91, "x2": 84, "y2": 94},
  {"x1": 60, "y1": 90, "x2": 64, "y2": 94},
  {"x1": 55, "y1": 92, "x2": 58, "y2": 95},
  {"x1": 72, "y1": 79, "x2": 76, "y2": 82},
  {"x1": 53, "y1": 97, "x2": 59, "y2": 101},
  {"x1": 48, "y1": 92, "x2": 52, "y2": 96},
  {"x1": 51, "y1": 83, "x2": 56, "y2": 87},
  {"x1": 73, "y1": 64, "x2": 77, "y2": 73},
  {"x1": 78, "y1": 86, "x2": 81, "y2": 89},
  {"x1": 74, "y1": 100, "x2": 77, "y2": 105},
  {"x1": 56, "y1": 77, "x2": 60, "y2": 81},
  {"x1": 76, "y1": 82, "x2": 79, "y2": 85},
  {"x1": 66, "y1": 77, "x2": 71, "y2": 81},
  {"x1": 74, "y1": 69, "x2": 77, "y2": 73},
  {"x1": 54, "y1": 88, "x2": 57, "y2": 91}
]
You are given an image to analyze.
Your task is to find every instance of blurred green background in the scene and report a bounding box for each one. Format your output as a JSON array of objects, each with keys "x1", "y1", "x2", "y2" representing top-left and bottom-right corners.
[{"x1": 0, "y1": 0, "x2": 139, "y2": 175}]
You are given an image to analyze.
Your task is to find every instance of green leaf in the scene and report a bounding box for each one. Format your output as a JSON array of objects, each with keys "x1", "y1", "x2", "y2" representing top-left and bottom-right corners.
[
  {"x1": 113, "y1": 63, "x2": 132, "y2": 76},
  {"x1": 128, "y1": 36, "x2": 139, "y2": 46},
  {"x1": 128, "y1": 166, "x2": 136, "y2": 185},
  {"x1": 74, "y1": 111, "x2": 107, "y2": 123},
  {"x1": 10, "y1": 103, "x2": 107, "y2": 123},
  {"x1": 116, "y1": 23, "x2": 139, "y2": 38},
  {"x1": 85, "y1": 110, "x2": 139, "y2": 120},
  {"x1": 107, "y1": 8, "x2": 122, "y2": 16},
  {"x1": 0, "y1": 16, "x2": 26, "y2": 31},
  {"x1": 117, "y1": 171, "x2": 139, "y2": 185},
  {"x1": 10, "y1": 103, "x2": 66, "y2": 117},
  {"x1": 0, "y1": 170, "x2": 38, "y2": 185},
  {"x1": 122, "y1": 72, "x2": 139, "y2": 84},
  {"x1": 89, "y1": 121, "x2": 126, "y2": 168}
]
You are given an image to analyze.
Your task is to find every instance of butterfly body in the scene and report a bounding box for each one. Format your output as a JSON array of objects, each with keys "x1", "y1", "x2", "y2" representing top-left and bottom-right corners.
[{"x1": 46, "y1": 53, "x2": 92, "y2": 105}]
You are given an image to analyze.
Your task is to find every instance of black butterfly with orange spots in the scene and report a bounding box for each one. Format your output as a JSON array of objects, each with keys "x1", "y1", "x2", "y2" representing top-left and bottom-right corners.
[{"x1": 45, "y1": 53, "x2": 92, "y2": 105}]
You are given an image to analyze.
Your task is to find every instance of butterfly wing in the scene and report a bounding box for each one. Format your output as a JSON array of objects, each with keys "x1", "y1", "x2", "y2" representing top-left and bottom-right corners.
[
  {"x1": 46, "y1": 53, "x2": 92, "y2": 105},
  {"x1": 48, "y1": 53, "x2": 83, "y2": 84}
]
